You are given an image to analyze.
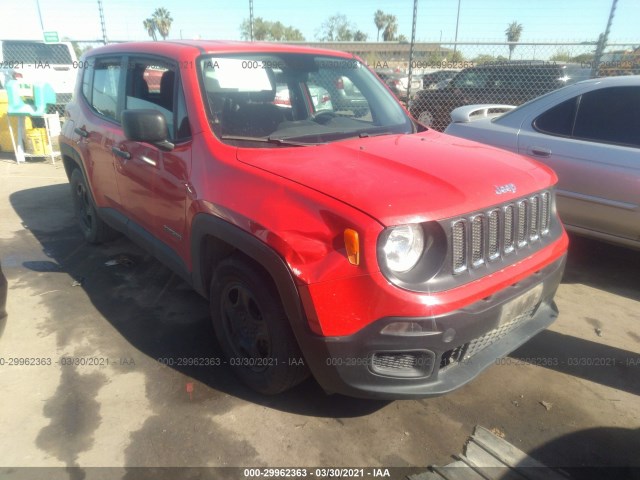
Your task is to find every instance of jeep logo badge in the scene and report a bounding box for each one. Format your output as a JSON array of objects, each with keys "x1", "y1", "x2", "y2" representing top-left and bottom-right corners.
[{"x1": 495, "y1": 183, "x2": 517, "y2": 195}]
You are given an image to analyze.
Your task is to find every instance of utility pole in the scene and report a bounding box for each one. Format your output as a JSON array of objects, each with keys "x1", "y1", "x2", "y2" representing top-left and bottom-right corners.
[
  {"x1": 97, "y1": 0, "x2": 108, "y2": 44},
  {"x1": 453, "y1": 0, "x2": 461, "y2": 57},
  {"x1": 407, "y1": 0, "x2": 418, "y2": 104},
  {"x1": 249, "y1": 0, "x2": 254, "y2": 41},
  {"x1": 35, "y1": 0, "x2": 45, "y2": 35},
  {"x1": 592, "y1": 0, "x2": 617, "y2": 77}
]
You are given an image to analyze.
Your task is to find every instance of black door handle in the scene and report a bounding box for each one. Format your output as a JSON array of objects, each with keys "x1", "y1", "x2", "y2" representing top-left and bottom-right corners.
[
  {"x1": 531, "y1": 146, "x2": 551, "y2": 157},
  {"x1": 74, "y1": 127, "x2": 89, "y2": 138},
  {"x1": 111, "y1": 147, "x2": 131, "y2": 160}
]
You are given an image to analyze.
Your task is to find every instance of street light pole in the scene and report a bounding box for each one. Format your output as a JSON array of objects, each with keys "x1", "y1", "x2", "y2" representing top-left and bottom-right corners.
[
  {"x1": 453, "y1": 0, "x2": 461, "y2": 57},
  {"x1": 249, "y1": 0, "x2": 254, "y2": 41},
  {"x1": 35, "y1": 0, "x2": 45, "y2": 35}
]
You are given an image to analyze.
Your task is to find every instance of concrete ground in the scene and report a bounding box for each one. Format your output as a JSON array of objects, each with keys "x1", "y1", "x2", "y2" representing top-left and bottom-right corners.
[{"x1": 0, "y1": 155, "x2": 638, "y2": 477}]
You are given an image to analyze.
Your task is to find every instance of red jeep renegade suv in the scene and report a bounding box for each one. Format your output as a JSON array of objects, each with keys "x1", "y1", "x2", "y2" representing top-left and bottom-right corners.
[{"x1": 59, "y1": 41, "x2": 568, "y2": 399}]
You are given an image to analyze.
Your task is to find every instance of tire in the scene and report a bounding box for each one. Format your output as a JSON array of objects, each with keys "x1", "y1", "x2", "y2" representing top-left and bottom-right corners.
[
  {"x1": 69, "y1": 168, "x2": 117, "y2": 244},
  {"x1": 210, "y1": 257, "x2": 309, "y2": 394}
]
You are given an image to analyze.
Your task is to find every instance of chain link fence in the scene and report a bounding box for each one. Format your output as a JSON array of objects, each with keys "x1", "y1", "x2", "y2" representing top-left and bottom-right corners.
[
  {"x1": 363, "y1": 41, "x2": 639, "y2": 131},
  {"x1": 1, "y1": 36, "x2": 638, "y2": 132}
]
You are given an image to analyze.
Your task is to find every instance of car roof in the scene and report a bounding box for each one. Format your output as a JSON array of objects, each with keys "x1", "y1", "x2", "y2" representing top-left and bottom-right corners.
[
  {"x1": 83, "y1": 40, "x2": 355, "y2": 60},
  {"x1": 471, "y1": 62, "x2": 571, "y2": 70},
  {"x1": 572, "y1": 74, "x2": 640, "y2": 87}
]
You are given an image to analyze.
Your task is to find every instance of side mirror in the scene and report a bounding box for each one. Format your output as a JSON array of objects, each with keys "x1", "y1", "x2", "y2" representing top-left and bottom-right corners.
[{"x1": 122, "y1": 109, "x2": 174, "y2": 151}]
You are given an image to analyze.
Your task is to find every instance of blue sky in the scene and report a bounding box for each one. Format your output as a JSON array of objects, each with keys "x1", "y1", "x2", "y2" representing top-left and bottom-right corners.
[{"x1": 1, "y1": 0, "x2": 638, "y2": 44}]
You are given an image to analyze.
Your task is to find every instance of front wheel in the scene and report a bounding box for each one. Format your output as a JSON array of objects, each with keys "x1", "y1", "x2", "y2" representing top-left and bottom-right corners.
[
  {"x1": 69, "y1": 169, "x2": 117, "y2": 244},
  {"x1": 210, "y1": 257, "x2": 309, "y2": 394}
]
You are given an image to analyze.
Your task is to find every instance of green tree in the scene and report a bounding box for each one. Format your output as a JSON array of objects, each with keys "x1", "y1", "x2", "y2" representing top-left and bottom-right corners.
[
  {"x1": 317, "y1": 14, "x2": 353, "y2": 41},
  {"x1": 374, "y1": 10, "x2": 386, "y2": 42},
  {"x1": 143, "y1": 18, "x2": 157, "y2": 41},
  {"x1": 240, "y1": 18, "x2": 305, "y2": 41},
  {"x1": 550, "y1": 50, "x2": 572, "y2": 62},
  {"x1": 382, "y1": 14, "x2": 397, "y2": 41},
  {"x1": 152, "y1": 8, "x2": 173, "y2": 40},
  {"x1": 353, "y1": 30, "x2": 368, "y2": 41},
  {"x1": 571, "y1": 53, "x2": 595, "y2": 63},
  {"x1": 505, "y1": 21, "x2": 523, "y2": 60}
]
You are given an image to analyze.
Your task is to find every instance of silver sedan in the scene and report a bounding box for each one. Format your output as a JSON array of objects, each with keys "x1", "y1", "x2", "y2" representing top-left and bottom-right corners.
[{"x1": 444, "y1": 75, "x2": 640, "y2": 249}]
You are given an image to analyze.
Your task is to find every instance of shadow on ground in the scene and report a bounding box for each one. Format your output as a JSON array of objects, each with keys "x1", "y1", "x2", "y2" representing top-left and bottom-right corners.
[{"x1": 7, "y1": 183, "x2": 388, "y2": 418}]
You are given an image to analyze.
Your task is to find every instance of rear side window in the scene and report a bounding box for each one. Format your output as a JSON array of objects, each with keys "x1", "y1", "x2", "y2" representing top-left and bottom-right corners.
[
  {"x1": 573, "y1": 86, "x2": 640, "y2": 147},
  {"x1": 451, "y1": 69, "x2": 490, "y2": 89},
  {"x1": 81, "y1": 63, "x2": 94, "y2": 101},
  {"x1": 92, "y1": 59, "x2": 121, "y2": 121},
  {"x1": 533, "y1": 97, "x2": 578, "y2": 136}
]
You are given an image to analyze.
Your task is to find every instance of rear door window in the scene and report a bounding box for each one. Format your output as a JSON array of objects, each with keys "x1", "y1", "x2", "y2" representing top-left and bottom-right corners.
[{"x1": 573, "y1": 86, "x2": 640, "y2": 147}]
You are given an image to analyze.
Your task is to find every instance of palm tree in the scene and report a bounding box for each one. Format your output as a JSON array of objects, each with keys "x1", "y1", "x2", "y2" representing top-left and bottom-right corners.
[
  {"x1": 505, "y1": 21, "x2": 523, "y2": 60},
  {"x1": 152, "y1": 8, "x2": 173, "y2": 40},
  {"x1": 383, "y1": 14, "x2": 397, "y2": 41},
  {"x1": 374, "y1": 10, "x2": 386, "y2": 42},
  {"x1": 143, "y1": 18, "x2": 157, "y2": 41}
]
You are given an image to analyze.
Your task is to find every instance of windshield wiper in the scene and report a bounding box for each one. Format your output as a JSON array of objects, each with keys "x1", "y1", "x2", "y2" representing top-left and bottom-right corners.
[
  {"x1": 221, "y1": 135, "x2": 314, "y2": 147},
  {"x1": 357, "y1": 131, "x2": 397, "y2": 138}
]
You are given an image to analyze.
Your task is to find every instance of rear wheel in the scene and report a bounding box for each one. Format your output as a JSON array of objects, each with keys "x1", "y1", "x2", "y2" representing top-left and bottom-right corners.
[
  {"x1": 69, "y1": 169, "x2": 117, "y2": 244},
  {"x1": 210, "y1": 257, "x2": 309, "y2": 394}
]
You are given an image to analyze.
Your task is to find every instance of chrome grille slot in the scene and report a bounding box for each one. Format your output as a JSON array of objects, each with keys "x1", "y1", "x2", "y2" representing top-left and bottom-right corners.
[
  {"x1": 488, "y1": 209, "x2": 500, "y2": 260},
  {"x1": 503, "y1": 204, "x2": 515, "y2": 254},
  {"x1": 450, "y1": 190, "x2": 552, "y2": 275},
  {"x1": 471, "y1": 215, "x2": 484, "y2": 267},
  {"x1": 529, "y1": 195, "x2": 540, "y2": 241},
  {"x1": 517, "y1": 200, "x2": 527, "y2": 247},
  {"x1": 452, "y1": 220, "x2": 467, "y2": 273},
  {"x1": 540, "y1": 192, "x2": 550, "y2": 234}
]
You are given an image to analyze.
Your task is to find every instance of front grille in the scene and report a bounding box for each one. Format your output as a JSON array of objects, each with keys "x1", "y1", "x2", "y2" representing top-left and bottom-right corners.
[
  {"x1": 451, "y1": 191, "x2": 551, "y2": 274},
  {"x1": 440, "y1": 304, "x2": 537, "y2": 370},
  {"x1": 373, "y1": 353, "x2": 419, "y2": 370},
  {"x1": 464, "y1": 304, "x2": 536, "y2": 359},
  {"x1": 371, "y1": 351, "x2": 435, "y2": 378}
]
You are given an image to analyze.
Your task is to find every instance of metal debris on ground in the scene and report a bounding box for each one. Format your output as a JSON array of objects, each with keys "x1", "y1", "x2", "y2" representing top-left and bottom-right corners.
[
  {"x1": 540, "y1": 401, "x2": 553, "y2": 411},
  {"x1": 595, "y1": 328, "x2": 603, "y2": 337},
  {"x1": 409, "y1": 425, "x2": 571, "y2": 480}
]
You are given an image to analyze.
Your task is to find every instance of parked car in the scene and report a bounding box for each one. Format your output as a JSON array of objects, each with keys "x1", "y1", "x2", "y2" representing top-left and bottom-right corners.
[
  {"x1": 445, "y1": 76, "x2": 640, "y2": 249},
  {"x1": 421, "y1": 70, "x2": 459, "y2": 90},
  {"x1": 309, "y1": 73, "x2": 369, "y2": 117},
  {"x1": 60, "y1": 41, "x2": 567, "y2": 399},
  {"x1": 410, "y1": 62, "x2": 591, "y2": 131},
  {"x1": 274, "y1": 84, "x2": 333, "y2": 113},
  {"x1": 379, "y1": 71, "x2": 423, "y2": 104},
  {"x1": 0, "y1": 40, "x2": 77, "y2": 115}
]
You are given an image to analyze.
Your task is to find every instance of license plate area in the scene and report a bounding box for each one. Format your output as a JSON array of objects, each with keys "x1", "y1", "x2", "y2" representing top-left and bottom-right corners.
[{"x1": 499, "y1": 283, "x2": 543, "y2": 327}]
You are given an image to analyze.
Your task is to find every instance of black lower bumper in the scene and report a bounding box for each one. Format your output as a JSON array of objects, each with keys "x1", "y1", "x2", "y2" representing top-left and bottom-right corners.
[{"x1": 298, "y1": 254, "x2": 566, "y2": 399}]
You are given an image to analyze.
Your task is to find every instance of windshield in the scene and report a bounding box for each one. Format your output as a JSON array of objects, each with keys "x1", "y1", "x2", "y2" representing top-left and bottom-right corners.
[
  {"x1": 2, "y1": 41, "x2": 73, "y2": 64},
  {"x1": 199, "y1": 53, "x2": 413, "y2": 146}
]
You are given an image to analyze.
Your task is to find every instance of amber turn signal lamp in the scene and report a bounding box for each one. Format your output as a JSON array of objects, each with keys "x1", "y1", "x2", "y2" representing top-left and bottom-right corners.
[{"x1": 344, "y1": 228, "x2": 360, "y2": 265}]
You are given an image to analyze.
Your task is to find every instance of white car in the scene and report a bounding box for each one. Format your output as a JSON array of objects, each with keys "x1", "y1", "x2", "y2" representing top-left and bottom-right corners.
[
  {"x1": 0, "y1": 40, "x2": 77, "y2": 114},
  {"x1": 444, "y1": 76, "x2": 640, "y2": 249}
]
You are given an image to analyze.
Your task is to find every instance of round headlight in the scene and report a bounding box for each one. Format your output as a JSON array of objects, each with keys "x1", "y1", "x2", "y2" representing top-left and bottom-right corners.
[{"x1": 382, "y1": 224, "x2": 425, "y2": 273}]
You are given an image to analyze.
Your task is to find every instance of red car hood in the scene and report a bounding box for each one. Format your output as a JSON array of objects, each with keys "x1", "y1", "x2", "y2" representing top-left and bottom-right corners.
[{"x1": 237, "y1": 130, "x2": 557, "y2": 226}]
